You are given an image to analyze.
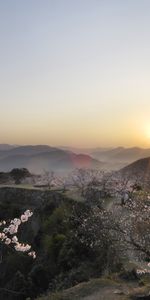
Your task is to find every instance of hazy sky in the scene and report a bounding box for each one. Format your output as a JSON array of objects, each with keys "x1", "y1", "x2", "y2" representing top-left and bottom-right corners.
[{"x1": 1, "y1": 0, "x2": 150, "y2": 148}]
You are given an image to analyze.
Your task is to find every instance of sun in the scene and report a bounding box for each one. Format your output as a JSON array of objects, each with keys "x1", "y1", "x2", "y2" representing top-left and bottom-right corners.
[{"x1": 144, "y1": 123, "x2": 150, "y2": 140}]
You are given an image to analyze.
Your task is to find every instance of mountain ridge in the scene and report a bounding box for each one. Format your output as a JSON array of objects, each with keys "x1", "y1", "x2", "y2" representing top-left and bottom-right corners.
[
  {"x1": 0, "y1": 145, "x2": 103, "y2": 173},
  {"x1": 120, "y1": 156, "x2": 150, "y2": 180}
]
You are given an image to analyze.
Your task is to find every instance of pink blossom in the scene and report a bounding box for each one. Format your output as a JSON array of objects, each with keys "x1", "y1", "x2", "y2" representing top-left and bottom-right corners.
[
  {"x1": 28, "y1": 251, "x2": 36, "y2": 259},
  {"x1": 8, "y1": 224, "x2": 18, "y2": 235},
  {"x1": 12, "y1": 236, "x2": 18, "y2": 243},
  {"x1": 24, "y1": 210, "x2": 33, "y2": 218},
  {"x1": 21, "y1": 214, "x2": 28, "y2": 223},
  {"x1": 5, "y1": 238, "x2": 11, "y2": 245},
  {"x1": 15, "y1": 243, "x2": 31, "y2": 252},
  {"x1": 0, "y1": 210, "x2": 36, "y2": 259}
]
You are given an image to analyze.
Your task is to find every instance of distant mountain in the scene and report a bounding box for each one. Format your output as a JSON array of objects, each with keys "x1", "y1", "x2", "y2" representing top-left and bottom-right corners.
[
  {"x1": 59, "y1": 146, "x2": 111, "y2": 155},
  {"x1": 91, "y1": 147, "x2": 124, "y2": 160},
  {"x1": 91, "y1": 147, "x2": 150, "y2": 165},
  {"x1": 3, "y1": 144, "x2": 150, "y2": 173},
  {"x1": 120, "y1": 156, "x2": 150, "y2": 180},
  {"x1": 0, "y1": 144, "x2": 57, "y2": 155},
  {"x1": 0, "y1": 144, "x2": 17, "y2": 151},
  {"x1": 0, "y1": 145, "x2": 104, "y2": 173},
  {"x1": 0, "y1": 145, "x2": 58, "y2": 159},
  {"x1": 108, "y1": 147, "x2": 150, "y2": 162}
]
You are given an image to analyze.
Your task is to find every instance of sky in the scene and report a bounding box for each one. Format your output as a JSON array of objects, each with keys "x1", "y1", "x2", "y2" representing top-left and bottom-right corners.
[{"x1": 1, "y1": 0, "x2": 150, "y2": 148}]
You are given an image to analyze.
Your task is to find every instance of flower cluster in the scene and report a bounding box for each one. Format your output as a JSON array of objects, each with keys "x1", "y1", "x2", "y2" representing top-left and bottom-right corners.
[
  {"x1": 0, "y1": 210, "x2": 36, "y2": 259},
  {"x1": 136, "y1": 268, "x2": 150, "y2": 275}
]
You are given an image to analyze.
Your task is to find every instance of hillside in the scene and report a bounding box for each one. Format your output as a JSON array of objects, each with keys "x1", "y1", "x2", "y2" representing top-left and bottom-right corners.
[
  {"x1": 120, "y1": 156, "x2": 150, "y2": 180},
  {"x1": 0, "y1": 186, "x2": 75, "y2": 299},
  {"x1": 0, "y1": 182, "x2": 150, "y2": 299}
]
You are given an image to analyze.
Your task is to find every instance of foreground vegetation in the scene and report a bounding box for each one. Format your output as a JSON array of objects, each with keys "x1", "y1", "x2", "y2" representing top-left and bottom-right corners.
[{"x1": 0, "y1": 168, "x2": 150, "y2": 299}]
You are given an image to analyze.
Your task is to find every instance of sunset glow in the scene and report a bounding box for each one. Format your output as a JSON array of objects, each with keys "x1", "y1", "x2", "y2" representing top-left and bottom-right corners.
[
  {"x1": 144, "y1": 123, "x2": 150, "y2": 141},
  {"x1": 0, "y1": 1, "x2": 150, "y2": 148}
]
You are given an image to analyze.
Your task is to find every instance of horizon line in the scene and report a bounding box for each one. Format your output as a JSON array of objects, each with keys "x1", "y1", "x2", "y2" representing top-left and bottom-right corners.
[{"x1": 1, "y1": 143, "x2": 150, "y2": 150}]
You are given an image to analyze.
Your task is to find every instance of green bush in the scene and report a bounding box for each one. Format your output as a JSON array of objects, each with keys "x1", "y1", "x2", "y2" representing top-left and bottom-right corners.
[{"x1": 43, "y1": 205, "x2": 69, "y2": 235}]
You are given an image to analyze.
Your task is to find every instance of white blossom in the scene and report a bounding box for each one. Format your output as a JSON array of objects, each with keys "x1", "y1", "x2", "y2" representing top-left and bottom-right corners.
[
  {"x1": 0, "y1": 210, "x2": 36, "y2": 259},
  {"x1": 5, "y1": 238, "x2": 11, "y2": 245}
]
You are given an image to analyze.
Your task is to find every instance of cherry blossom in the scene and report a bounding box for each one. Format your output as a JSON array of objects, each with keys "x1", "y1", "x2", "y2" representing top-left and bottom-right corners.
[{"x1": 0, "y1": 210, "x2": 36, "y2": 259}]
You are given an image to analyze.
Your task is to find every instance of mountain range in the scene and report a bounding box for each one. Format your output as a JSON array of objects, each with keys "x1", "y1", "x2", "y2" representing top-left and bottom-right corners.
[
  {"x1": 1, "y1": 144, "x2": 150, "y2": 174},
  {"x1": 92, "y1": 146, "x2": 150, "y2": 162},
  {"x1": 61, "y1": 146, "x2": 150, "y2": 170},
  {"x1": 0, "y1": 144, "x2": 17, "y2": 151},
  {"x1": 0, "y1": 145, "x2": 103, "y2": 173}
]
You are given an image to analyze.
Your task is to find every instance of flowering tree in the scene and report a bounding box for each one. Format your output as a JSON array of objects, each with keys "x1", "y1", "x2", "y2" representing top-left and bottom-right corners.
[
  {"x1": 0, "y1": 209, "x2": 36, "y2": 259},
  {"x1": 70, "y1": 202, "x2": 122, "y2": 273},
  {"x1": 70, "y1": 179, "x2": 150, "y2": 275},
  {"x1": 70, "y1": 168, "x2": 103, "y2": 197},
  {"x1": 36, "y1": 170, "x2": 55, "y2": 189},
  {"x1": 54, "y1": 175, "x2": 69, "y2": 192},
  {"x1": 117, "y1": 192, "x2": 150, "y2": 259}
]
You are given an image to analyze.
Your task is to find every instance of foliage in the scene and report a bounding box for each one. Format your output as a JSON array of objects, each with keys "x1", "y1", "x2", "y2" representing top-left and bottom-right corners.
[
  {"x1": 1, "y1": 170, "x2": 150, "y2": 299},
  {"x1": 10, "y1": 168, "x2": 31, "y2": 184}
]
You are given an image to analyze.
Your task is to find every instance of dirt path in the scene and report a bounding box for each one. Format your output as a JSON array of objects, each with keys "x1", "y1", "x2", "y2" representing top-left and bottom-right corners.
[
  {"x1": 61, "y1": 278, "x2": 135, "y2": 300},
  {"x1": 81, "y1": 286, "x2": 130, "y2": 300}
]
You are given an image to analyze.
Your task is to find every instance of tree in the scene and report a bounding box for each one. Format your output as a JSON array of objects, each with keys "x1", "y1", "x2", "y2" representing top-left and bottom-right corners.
[
  {"x1": 54, "y1": 175, "x2": 69, "y2": 192},
  {"x1": 40, "y1": 170, "x2": 55, "y2": 189},
  {"x1": 10, "y1": 168, "x2": 31, "y2": 184},
  {"x1": 69, "y1": 180, "x2": 150, "y2": 273},
  {"x1": 70, "y1": 169, "x2": 102, "y2": 197},
  {"x1": 117, "y1": 192, "x2": 150, "y2": 260},
  {"x1": 69, "y1": 202, "x2": 122, "y2": 273}
]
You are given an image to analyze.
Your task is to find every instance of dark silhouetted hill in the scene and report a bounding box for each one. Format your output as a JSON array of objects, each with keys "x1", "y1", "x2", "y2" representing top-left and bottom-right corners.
[{"x1": 120, "y1": 156, "x2": 150, "y2": 180}]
